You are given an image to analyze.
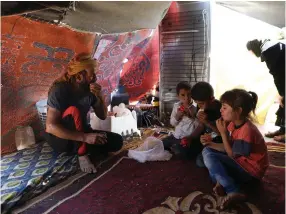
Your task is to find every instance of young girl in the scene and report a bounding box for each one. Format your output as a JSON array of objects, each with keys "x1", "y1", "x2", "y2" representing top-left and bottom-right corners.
[{"x1": 201, "y1": 89, "x2": 269, "y2": 209}]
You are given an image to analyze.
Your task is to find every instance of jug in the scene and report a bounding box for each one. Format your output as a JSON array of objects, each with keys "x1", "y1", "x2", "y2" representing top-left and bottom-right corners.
[{"x1": 15, "y1": 126, "x2": 36, "y2": 150}]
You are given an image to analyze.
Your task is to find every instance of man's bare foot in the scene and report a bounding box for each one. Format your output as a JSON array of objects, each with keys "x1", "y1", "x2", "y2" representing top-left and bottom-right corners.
[
  {"x1": 78, "y1": 155, "x2": 97, "y2": 173},
  {"x1": 274, "y1": 134, "x2": 285, "y2": 143},
  {"x1": 220, "y1": 192, "x2": 246, "y2": 209},
  {"x1": 213, "y1": 182, "x2": 226, "y2": 196}
]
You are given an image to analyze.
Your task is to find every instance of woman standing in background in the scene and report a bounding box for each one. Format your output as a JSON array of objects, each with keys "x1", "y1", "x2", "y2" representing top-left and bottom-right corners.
[{"x1": 246, "y1": 39, "x2": 285, "y2": 142}]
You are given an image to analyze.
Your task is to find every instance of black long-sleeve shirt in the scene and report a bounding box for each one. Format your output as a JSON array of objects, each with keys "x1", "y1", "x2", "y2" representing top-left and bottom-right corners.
[{"x1": 261, "y1": 40, "x2": 285, "y2": 96}]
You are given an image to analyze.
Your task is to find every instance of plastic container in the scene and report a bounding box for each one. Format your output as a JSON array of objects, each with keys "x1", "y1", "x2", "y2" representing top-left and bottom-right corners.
[
  {"x1": 36, "y1": 99, "x2": 48, "y2": 129},
  {"x1": 15, "y1": 126, "x2": 36, "y2": 150},
  {"x1": 90, "y1": 111, "x2": 141, "y2": 137}
]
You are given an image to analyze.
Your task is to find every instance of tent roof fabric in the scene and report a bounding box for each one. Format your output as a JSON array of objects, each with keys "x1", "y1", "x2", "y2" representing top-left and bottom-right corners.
[
  {"x1": 1, "y1": 1, "x2": 171, "y2": 34},
  {"x1": 217, "y1": 1, "x2": 285, "y2": 28},
  {"x1": 2, "y1": 1, "x2": 284, "y2": 32},
  {"x1": 61, "y1": 1, "x2": 171, "y2": 34}
]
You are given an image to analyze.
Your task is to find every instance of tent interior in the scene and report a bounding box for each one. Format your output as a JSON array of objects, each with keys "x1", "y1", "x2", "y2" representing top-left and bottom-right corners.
[{"x1": 1, "y1": 1, "x2": 285, "y2": 214}]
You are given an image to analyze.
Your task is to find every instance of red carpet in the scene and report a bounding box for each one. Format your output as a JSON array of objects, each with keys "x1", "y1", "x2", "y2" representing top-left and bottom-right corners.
[
  {"x1": 43, "y1": 143, "x2": 284, "y2": 214},
  {"x1": 18, "y1": 142, "x2": 285, "y2": 214}
]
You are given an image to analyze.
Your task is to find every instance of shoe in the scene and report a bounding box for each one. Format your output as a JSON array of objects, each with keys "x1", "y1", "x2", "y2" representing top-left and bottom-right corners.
[
  {"x1": 265, "y1": 129, "x2": 284, "y2": 138},
  {"x1": 273, "y1": 134, "x2": 285, "y2": 143}
]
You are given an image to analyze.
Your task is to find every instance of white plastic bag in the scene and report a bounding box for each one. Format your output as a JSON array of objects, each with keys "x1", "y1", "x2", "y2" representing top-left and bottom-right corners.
[
  {"x1": 113, "y1": 103, "x2": 131, "y2": 117},
  {"x1": 128, "y1": 137, "x2": 172, "y2": 163}
]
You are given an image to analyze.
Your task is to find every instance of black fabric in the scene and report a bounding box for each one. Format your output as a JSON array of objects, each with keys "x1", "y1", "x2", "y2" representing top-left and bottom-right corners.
[
  {"x1": 234, "y1": 121, "x2": 247, "y2": 129},
  {"x1": 261, "y1": 42, "x2": 285, "y2": 128},
  {"x1": 198, "y1": 99, "x2": 223, "y2": 143},
  {"x1": 110, "y1": 92, "x2": 129, "y2": 109},
  {"x1": 232, "y1": 140, "x2": 251, "y2": 157},
  {"x1": 45, "y1": 115, "x2": 81, "y2": 155},
  {"x1": 261, "y1": 42, "x2": 285, "y2": 97},
  {"x1": 204, "y1": 99, "x2": 222, "y2": 122},
  {"x1": 162, "y1": 135, "x2": 203, "y2": 160},
  {"x1": 45, "y1": 115, "x2": 123, "y2": 156},
  {"x1": 48, "y1": 82, "x2": 98, "y2": 131},
  {"x1": 133, "y1": 107, "x2": 161, "y2": 128},
  {"x1": 275, "y1": 105, "x2": 285, "y2": 128}
]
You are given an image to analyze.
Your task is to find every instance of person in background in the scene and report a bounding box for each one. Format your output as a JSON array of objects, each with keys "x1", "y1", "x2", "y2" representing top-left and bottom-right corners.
[
  {"x1": 45, "y1": 53, "x2": 123, "y2": 174},
  {"x1": 202, "y1": 89, "x2": 269, "y2": 209},
  {"x1": 162, "y1": 81, "x2": 204, "y2": 159},
  {"x1": 190, "y1": 82, "x2": 222, "y2": 167},
  {"x1": 247, "y1": 39, "x2": 285, "y2": 142}
]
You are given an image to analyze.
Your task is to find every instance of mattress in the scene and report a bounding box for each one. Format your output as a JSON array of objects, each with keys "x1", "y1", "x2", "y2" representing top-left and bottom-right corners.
[{"x1": 1, "y1": 142, "x2": 79, "y2": 214}]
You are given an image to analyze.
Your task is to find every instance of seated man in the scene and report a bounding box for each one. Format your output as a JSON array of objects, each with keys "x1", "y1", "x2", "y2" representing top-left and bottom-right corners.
[{"x1": 45, "y1": 53, "x2": 123, "y2": 174}]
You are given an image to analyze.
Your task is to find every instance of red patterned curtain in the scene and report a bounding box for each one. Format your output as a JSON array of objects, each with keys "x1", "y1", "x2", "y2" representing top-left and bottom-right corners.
[{"x1": 94, "y1": 29, "x2": 159, "y2": 104}]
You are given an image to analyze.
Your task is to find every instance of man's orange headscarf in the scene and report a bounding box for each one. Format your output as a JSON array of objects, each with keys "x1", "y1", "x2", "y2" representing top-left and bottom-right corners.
[
  {"x1": 49, "y1": 53, "x2": 97, "y2": 94},
  {"x1": 67, "y1": 53, "x2": 97, "y2": 76}
]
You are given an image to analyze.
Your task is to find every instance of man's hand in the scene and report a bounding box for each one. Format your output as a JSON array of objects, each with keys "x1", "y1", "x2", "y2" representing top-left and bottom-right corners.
[
  {"x1": 216, "y1": 118, "x2": 227, "y2": 134},
  {"x1": 83, "y1": 133, "x2": 107, "y2": 145},
  {"x1": 197, "y1": 110, "x2": 207, "y2": 124},
  {"x1": 90, "y1": 83, "x2": 102, "y2": 97},
  {"x1": 200, "y1": 133, "x2": 212, "y2": 146}
]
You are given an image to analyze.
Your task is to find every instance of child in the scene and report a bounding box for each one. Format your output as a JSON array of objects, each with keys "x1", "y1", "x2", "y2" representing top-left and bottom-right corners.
[
  {"x1": 202, "y1": 89, "x2": 269, "y2": 209},
  {"x1": 163, "y1": 81, "x2": 203, "y2": 159},
  {"x1": 190, "y1": 82, "x2": 222, "y2": 167}
]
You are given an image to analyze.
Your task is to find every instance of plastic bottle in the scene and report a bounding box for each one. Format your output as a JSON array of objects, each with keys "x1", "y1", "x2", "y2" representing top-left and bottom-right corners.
[{"x1": 15, "y1": 126, "x2": 36, "y2": 150}]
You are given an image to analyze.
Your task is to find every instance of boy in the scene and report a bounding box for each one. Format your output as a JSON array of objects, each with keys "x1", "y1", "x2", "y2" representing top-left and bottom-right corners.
[
  {"x1": 162, "y1": 82, "x2": 203, "y2": 159},
  {"x1": 190, "y1": 81, "x2": 222, "y2": 167}
]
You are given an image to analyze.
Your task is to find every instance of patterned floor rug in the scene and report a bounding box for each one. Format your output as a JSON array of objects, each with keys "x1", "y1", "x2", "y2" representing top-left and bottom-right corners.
[{"x1": 14, "y1": 141, "x2": 285, "y2": 214}]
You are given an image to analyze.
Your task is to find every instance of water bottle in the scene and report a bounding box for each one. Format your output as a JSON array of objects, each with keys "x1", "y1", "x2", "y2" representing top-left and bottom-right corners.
[{"x1": 15, "y1": 126, "x2": 36, "y2": 150}]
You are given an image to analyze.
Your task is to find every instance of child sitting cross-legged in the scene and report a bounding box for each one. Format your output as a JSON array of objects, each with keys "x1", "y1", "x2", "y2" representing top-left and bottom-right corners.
[
  {"x1": 162, "y1": 81, "x2": 204, "y2": 159},
  {"x1": 201, "y1": 89, "x2": 269, "y2": 209},
  {"x1": 190, "y1": 82, "x2": 222, "y2": 167}
]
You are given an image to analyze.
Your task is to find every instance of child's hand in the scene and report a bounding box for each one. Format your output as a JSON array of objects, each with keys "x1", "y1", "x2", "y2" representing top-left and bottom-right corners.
[
  {"x1": 180, "y1": 137, "x2": 189, "y2": 147},
  {"x1": 183, "y1": 107, "x2": 195, "y2": 118},
  {"x1": 201, "y1": 133, "x2": 212, "y2": 142},
  {"x1": 175, "y1": 108, "x2": 184, "y2": 121},
  {"x1": 178, "y1": 105, "x2": 185, "y2": 112},
  {"x1": 216, "y1": 118, "x2": 227, "y2": 134},
  {"x1": 200, "y1": 134, "x2": 212, "y2": 146},
  {"x1": 197, "y1": 110, "x2": 207, "y2": 124}
]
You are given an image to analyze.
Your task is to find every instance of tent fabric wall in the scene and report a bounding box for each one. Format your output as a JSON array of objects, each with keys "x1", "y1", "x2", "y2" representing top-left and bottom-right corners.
[
  {"x1": 210, "y1": 5, "x2": 282, "y2": 124},
  {"x1": 94, "y1": 29, "x2": 159, "y2": 104},
  {"x1": 1, "y1": 16, "x2": 97, "y2": 154},
  {"x1": 1, "y1": 17, "x2": 160, "y2": 155}
]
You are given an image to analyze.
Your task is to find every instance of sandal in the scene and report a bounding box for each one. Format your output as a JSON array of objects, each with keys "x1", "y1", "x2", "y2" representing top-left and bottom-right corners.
[
  {"x1": 273, "y1": 134, "x2": 285, "y2": 143},
  {"x1": 265, "y1": 130, "x2": 284, "y2": 138},
  {"x1": 220, "y1": 193, "x2": 246, "y2": 210}
]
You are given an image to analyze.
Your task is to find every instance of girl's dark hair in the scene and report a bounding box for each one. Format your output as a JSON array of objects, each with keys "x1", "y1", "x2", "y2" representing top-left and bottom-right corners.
[
  {"x1": 176, "y1": 81, "x2": 191, "y2": 95},
  {"x1": 220, "y1": 89, "x2": 258, "y2": 119},
  {"x1": 246, "y1": 39, "x2": 262, "y2": 57}
]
